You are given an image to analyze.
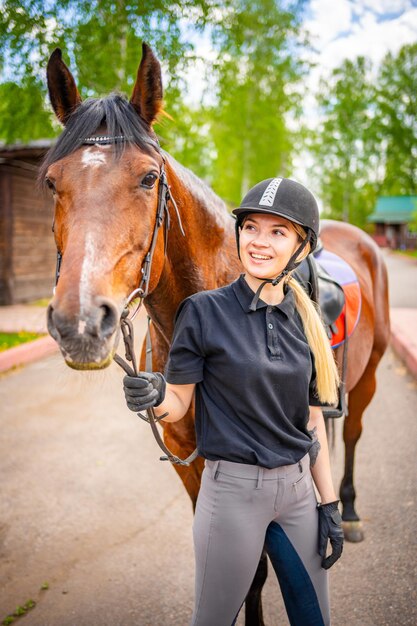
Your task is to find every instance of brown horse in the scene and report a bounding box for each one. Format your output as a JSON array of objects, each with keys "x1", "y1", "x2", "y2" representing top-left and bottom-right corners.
[{"x1": 43, "y1": 44, "x2": 390, "y2": 624}]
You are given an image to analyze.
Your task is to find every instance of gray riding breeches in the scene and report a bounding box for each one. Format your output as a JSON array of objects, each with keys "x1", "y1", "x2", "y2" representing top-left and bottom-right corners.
[{"x1": 191, "y1": 453, "x2": 330, "y2": 626}]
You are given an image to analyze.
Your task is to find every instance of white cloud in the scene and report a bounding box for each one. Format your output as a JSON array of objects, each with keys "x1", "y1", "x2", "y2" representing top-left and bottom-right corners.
[
  {"x1": 179, "y1": 23, "x2": 217, "y2": 106},
  {"x1": 318, "y1": 6, "x2": 417, "y2": 70},
  {"x1": 360, "y1": 0, "x2": 414, "y2": 14},
  {"x1": 304, "y1": 0, "x2": 353, "y2": 48},
  {"x1": 299, "y1": 1, "x2": 417, "y2": 111},
  {"x1": 292, "y1": 0, "x2": 417, "y2": 183}
]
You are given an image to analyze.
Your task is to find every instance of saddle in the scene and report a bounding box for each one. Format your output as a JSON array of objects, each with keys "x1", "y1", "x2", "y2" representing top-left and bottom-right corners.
[
  {"x1": 294, "y1": 244, "x2": 345, "y2": 339},
  {"x1": 294, "y1": 240, "x2": 362, "y2": 418}
]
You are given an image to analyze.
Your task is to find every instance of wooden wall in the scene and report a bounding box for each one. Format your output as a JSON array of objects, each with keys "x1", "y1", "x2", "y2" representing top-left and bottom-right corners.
[
  {"x1": 0, "y1": 161, "x2": 55, "y2": 304},
  {"x1": 0, "y1": 167, "x2": 13, "y2": 304}
]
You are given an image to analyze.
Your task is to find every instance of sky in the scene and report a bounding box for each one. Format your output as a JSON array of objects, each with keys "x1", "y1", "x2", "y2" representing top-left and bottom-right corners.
[
  {"x1": 303, "y1": 0, "x2": 417, "y2": 94},
  {"x1": 292, "y1": 0, "x2": 417, "y2": 190},
  {"x1": 179, "y1": 0, "x2": 417, "y2": 197},
  {"x1": 184, "y1": 0, "x2": 417, "y2": 107}
]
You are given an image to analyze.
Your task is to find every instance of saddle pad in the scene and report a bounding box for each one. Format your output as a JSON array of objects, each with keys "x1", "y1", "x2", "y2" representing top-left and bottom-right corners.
[{"x1": 315, "y1": 249, "x2": 361, "y2": 349}]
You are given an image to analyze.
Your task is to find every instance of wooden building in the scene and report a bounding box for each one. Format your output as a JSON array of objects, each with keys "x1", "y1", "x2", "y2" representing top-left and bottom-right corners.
[
  {"x1": 0, "y1": 141, "x2": 56, "y2": 305},
  {"x1": 368, "y1": 196, "x2": 417, "y2": 250}
]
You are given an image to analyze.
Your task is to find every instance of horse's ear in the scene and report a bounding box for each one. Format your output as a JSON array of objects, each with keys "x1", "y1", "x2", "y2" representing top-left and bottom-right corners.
[
  {"x1": 47, "y1": 48, "x2": 82, "y2": 125},
  {"x1": 130, "y1": 43, "x2": 163, "y2": 126}
]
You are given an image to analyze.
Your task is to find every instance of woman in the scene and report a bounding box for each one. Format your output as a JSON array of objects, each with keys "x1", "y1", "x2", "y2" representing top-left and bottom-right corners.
[{"x1": 124, "y1": 177, "x2": 343, "y2": 626}]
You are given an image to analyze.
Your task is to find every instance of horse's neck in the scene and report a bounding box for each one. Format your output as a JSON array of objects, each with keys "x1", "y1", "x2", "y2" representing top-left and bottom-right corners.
[{"x1": 145, "y1": 155, "x2": 240, "y2": 341}]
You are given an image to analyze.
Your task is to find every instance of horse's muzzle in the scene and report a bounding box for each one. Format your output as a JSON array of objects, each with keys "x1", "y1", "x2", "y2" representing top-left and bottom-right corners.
[{"x1": 47, "y1": 297, "x2": 120, "y2": 369}]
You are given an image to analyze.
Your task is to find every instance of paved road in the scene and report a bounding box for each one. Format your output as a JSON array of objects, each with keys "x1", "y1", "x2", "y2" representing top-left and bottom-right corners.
[
  {"x1": 1, "y1": 250, "x2": 416, "y2": 626},
  {"x1": 383, "y1": 249, "x2": 417, "y2": 308}
]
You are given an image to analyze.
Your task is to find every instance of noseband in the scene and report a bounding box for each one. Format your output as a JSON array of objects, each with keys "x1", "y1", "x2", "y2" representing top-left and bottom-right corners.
[{"x1": 52, "y1": 134, "x2": 197, "y2": 466}]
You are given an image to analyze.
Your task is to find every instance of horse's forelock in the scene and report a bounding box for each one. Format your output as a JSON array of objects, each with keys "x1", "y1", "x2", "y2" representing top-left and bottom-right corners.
[{"x1": 39, "y1": 93, "x2": 159, "y2": 185}]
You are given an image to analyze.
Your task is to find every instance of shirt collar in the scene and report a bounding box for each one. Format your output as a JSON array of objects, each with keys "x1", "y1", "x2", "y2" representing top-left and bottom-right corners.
[{"x1": 232, "y1": 274, "x2": 295, "y2": 318}]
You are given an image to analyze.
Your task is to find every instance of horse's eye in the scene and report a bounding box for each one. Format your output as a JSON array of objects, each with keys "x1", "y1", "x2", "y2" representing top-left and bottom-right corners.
[
  {"x1": 45, "y1": 178, "x2": 56, "y2": 193},
  {"x1": 141, "y1": 172, "x2": 158, "y2": 189}
]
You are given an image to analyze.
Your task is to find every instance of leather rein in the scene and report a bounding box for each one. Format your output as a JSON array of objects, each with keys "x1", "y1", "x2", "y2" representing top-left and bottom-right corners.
[{"x1": 52, "y1": 135, "x2": 198, "y2": 467}]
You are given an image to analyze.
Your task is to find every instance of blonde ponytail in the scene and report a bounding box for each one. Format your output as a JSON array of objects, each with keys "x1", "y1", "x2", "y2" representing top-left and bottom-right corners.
[
  {"x1": 289, "y1": 225, "x2": 340, "y2": 405},
  {"x1": 289, "y1": 278, "x2": 339, "y2": 404}
]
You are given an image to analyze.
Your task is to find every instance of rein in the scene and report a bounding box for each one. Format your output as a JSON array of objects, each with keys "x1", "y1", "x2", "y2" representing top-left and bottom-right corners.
[
  {"x1": 52, "y1": 135, "x2": 197, "y2": 467},
  {"x1": 112, "y1": 160, "x2": 198, "y2": 467}
]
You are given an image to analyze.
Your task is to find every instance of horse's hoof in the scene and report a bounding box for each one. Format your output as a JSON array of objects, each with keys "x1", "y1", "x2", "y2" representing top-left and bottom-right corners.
[{"x1": 342, "y1": 520, "x2": 364, "y2": 543}]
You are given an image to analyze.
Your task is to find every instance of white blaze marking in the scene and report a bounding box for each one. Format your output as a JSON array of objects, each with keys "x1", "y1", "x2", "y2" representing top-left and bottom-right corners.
[
  {"x1": 79, "y1": 232, "x2": 97, "y2": 317},
  {"x1": 78, "y1": 320, "x2": 87, "y2": 335},
  {"x1": 81, "y1": 147, "x2": 107, "y2": 168}
]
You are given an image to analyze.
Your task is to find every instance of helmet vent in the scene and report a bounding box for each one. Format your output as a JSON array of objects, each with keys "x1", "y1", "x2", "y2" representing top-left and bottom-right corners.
[{"x1": 259, "y1": 177, "x2": 283, "y2": 207}]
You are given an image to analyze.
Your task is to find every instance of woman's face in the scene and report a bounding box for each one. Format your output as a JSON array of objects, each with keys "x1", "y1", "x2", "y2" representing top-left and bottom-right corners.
[{"x1": 239, "y1": 213, "x2": 301, "y2": 280}]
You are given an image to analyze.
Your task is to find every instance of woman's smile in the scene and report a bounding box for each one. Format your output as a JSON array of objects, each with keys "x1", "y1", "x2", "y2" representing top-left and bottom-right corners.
[{"x1": 249, "y1": 251, "x2": 273, "y2": 263}]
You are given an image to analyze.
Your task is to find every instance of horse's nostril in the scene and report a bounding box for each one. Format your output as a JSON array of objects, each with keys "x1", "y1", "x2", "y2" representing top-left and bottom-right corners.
[
  {"x1": 98, "y1": 302, "x2": 118, "y2": 339},
  {"x1": 46, "y1": 303, "x2": 61, "y2": 341}
]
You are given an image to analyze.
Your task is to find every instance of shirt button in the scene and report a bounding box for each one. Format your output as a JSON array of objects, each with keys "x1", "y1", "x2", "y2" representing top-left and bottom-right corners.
[
  {"x1": 267, "y1": 306, "x2": 272, "y2": 313},
  {"x1": 268, "y1": 323, "x2": 274, "y2": 329}
]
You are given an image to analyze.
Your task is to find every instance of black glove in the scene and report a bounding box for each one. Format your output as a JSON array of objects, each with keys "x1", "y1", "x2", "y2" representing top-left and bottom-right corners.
[
  {"x1": 123, "y1": 372, "x2": 166, "y2": 412},
  {"x1": 317, "y1": 500, "x2": 344, "y2": 569}
]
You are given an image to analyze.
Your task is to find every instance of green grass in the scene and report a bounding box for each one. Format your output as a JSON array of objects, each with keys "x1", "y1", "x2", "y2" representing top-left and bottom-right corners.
[
  {"x1": 28, "y1": 298, "x2": 50, "y2": 307},
  {"x1": 395, "y1": 249, "x2": 417, "y2": 259},
  {"x1": 2, "y1": 599, "x2": 36, "y2": 625},
  {"x1": 0, "y1": 332, "x2": 45, "y2": 352}
]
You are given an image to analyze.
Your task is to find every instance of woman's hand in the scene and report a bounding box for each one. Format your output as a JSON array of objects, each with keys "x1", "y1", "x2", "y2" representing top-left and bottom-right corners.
[
  {"x1": 123, "y1": 375, "x2": 196, "y2": 424},
  {"x1": 317, "y1": 500, "x2": 344, "y2": 569},
  {"x1": 123, "y1": 372, "x2": 166, "y2": 412}
]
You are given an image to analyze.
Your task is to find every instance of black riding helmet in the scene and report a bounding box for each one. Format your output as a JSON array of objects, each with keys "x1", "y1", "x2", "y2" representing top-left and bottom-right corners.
[{"x1": 232, "y1": 177, "x2": 320, "y2": 311}]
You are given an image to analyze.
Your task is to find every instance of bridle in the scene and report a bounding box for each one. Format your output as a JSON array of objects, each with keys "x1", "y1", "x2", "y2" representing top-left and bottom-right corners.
[
  {"x1": 122, "y1": 154, "x2": 185, "y2": 321},
  {"x1": 52, "y1": 134, "x2": 198, "y2": 466}
]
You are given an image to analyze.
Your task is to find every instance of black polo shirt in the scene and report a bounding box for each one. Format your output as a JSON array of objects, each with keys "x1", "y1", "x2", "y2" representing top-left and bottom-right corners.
[{"x1": 164, "y1": 274, "x2": 320, "y2": 468}]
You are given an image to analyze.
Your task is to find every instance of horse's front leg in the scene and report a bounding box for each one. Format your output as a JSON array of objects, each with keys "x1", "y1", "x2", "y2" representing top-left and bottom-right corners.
[{"x1": 244, "y1": 551, "x2": 268, "y2": 626}]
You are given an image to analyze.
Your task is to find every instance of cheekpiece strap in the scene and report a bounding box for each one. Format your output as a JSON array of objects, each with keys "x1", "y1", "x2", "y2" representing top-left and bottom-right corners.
[{"x1": 249, "y1": 280, "x2": 271, "y2": 312}]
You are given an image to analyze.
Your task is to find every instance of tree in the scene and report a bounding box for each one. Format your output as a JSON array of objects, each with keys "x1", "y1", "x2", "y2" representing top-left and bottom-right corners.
[
  {"x1": 375, "y1": 43, "x2": 417, "y2": 196},
  {"x1": 308, "y1": 45, "x2": 417, "y2": 228},
  {"x1": 308, "y1": 57, "x2": 379, "y2": 227},
  {"x1": 0, "y1": 0, "x2": 308, "y2": 206},
  {"x1": 206, "y1": 0, "x2": 308, "y2": 205},
  {"x1": 0, "y1": 0, "x2": 212, "y2": 143},
  {"x1": 0, "y1": 78, "x2": 56, "y2": 143}
]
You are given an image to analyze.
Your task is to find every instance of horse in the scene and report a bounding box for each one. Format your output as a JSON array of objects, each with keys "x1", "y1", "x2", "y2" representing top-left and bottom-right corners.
[{"x1": 42, "y1": 43, "x2": 390, "y2": 625}]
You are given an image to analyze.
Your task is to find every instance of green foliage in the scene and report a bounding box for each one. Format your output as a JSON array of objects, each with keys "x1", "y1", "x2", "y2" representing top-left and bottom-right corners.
[
  {"x1": 0, "y1": 0, "x2": 211, "y2": 142},
  {"x1": 308, "y1": 45, "x2": 417, "y2": 228},
  {"x1": 0, "y1": 78, "x2": 56, "y2": 143},
  {"x1": 207, "y1": 0, "x2": 307, "y2": 204},
  {"x1": 375, "y1": 43, "x2": 417, "y2": 196},
  {"x1": 1, "y1": 2, "x2": 415, "y2": 227},
  {"x1": 0, "y1": 0, "x2": 306, "y2": 203},
  {"x1": 0, "y1": 332, "x2": 44, "y2": 352},
  {"x1": 308, "y1": 56, "x2": 378, "y2": 227},
  {"x1": 157, "y1": 101, "x2": 214, "y2": 182},
  {"x1": 1, "y1": 599, "x2": 36, "y2": 625},
  {"x1": 409, "y1": 209, "x2": 417, "y2": 234}
]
